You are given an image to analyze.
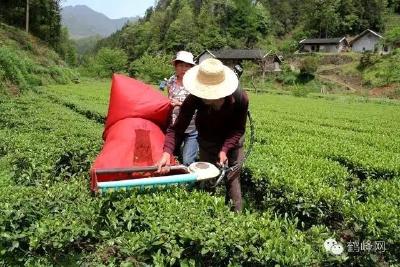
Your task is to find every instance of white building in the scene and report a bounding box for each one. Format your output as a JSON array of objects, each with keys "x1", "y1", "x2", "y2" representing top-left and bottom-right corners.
[
  {"x1": 299, "y1": 37, "x2": 348, "y2": 53},
  {"x1": 196, "y1": 49, "x2": 283, "y2": 73},
  {"x1": 350, "y1": 29, "x2": 390, "y2": 54}
]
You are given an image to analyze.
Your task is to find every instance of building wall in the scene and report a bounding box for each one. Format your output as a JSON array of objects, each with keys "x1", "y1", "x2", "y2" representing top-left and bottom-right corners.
[
  {"x1": 338, "y1": 42, "x2": 348, "y2": 52},
  {"x1": 198, "y1": 53, "x2": 215, "y2": 64},
  {"x1": 321, "y1": 44, "x2": 341, "y2": 52},
  {"x1": 302, "y1": 44, "x2": 340, "y2": 53},
  {"x1": 274, "y1": 62, "x2": 281, "y2": 71},
  {"x1": 302, "y1": 44, "x2": 315, "y2": 52},
  {"x1": 352, "y1": 33, "x2": 381, "y2": 52},
  {"x1": 198, "y1": 54, "x2": 240, "y2": 67},
  {"x1": 198, "y1": 52, "x2": 282, "y2": 72}
]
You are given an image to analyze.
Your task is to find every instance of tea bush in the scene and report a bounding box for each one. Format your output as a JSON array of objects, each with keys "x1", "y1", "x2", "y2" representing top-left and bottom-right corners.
[
  {"x1": 0, "y1": 23, "x2": 79, "y2": 93},
  {"x1": 0, "y1": 91, "x2": 102, "y2": 186},
  {"x1": 1, "y1": 81, "x2": 399, "y2": 265}
]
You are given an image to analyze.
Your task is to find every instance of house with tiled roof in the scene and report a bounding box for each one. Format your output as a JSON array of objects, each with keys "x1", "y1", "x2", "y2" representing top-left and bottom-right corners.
[
  {"x1": 299, "y1": 37, "x2": 349, "y2": 53},
  {"x1": 196, "y1": 49, "x2": 283, "y2": 72},
  {"x1": 349, "y1": 29, "x2": 391, "y2": 54}
]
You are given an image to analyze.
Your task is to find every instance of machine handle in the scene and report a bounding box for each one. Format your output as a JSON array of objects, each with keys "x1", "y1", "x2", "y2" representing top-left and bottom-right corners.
[{"x1": 95, "y1": 165, "x2": 188, "y2": 175}]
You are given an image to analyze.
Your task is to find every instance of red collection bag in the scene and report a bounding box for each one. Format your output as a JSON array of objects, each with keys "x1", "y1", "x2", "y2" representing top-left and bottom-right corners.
[
  {"x1": 90, "y1": 74, "x2": 173, "y2": 191},
  {"x1": 103, "y1": 74, "x2": 171, "y2": 139}
]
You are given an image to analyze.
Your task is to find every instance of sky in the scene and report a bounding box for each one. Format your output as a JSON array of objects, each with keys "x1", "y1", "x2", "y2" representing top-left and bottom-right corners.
[{"x1": 61, "y1": 0, "x2": 155, "y2": 19}]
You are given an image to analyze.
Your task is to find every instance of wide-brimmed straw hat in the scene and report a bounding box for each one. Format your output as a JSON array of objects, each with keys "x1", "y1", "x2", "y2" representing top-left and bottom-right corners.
[
  {"x1": 183, "y1": 58, "x2": 238, "y2": 99},
  {"x1": 172, "y1": 51, "x2": 196, "y2": 65}
]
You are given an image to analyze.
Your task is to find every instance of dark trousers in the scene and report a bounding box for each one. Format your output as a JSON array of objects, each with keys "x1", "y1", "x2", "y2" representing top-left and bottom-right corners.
[{"x1": 198, "y1": 136, "x2": 244, "y2": 212}]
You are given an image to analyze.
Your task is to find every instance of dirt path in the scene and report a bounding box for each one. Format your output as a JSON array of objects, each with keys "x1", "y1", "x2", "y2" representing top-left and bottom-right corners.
[{"x1": 317, "y1": 74, "x2": 360, "y2": 92}]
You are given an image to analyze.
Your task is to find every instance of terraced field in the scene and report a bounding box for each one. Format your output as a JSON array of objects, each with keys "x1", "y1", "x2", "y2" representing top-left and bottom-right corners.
[{"x1": 1, "y1": 79, "x2": 399, "y2": 266}]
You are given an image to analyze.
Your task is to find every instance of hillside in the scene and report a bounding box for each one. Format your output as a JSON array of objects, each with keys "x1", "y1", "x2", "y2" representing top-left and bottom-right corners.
[
  {"x1": 97, "y1": 0, "x2": 399, "y2": 58},
  {"x1": 0, "y1": 23, "x2": 78, "y2": 95},
  {"x1": 284, "y1": 52, "x2": 400, "y2": 99},
  {"x1": 61, "y1": 5, "x2": 138, "y2": 39}
]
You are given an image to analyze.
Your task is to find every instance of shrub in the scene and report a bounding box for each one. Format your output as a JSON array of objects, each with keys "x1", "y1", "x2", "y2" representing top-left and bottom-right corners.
[
  {"x1": 299, "y1": 56, "x2": 318, "y2": 77},
  {"x1": 0, "y1": 45, "x2": 79, "y2": 92},
  {"x1": 291, "y1": 84, "x2": 310, "y2": 97},
  {"x1": 0, "y1": 46, "x2": 31, "y2": 91},
  {"x1": 275, "y1": 65, "x2": 298, "y2": 85},
  {"x1": 129, "y1": 53, "x2": 173, "y2": 84},
  {"x1": 358, "y1": 52, "x2": 379, "y2": 70},
  {"x1": 93, "y1": 48, "x2": 128, "y2": 78},
  {"x1": 361, "y1": 50, "x2": 400, "y2": 87},
  {"x1": 384, "y1": 26, "x2": 400, "y2": 47}
]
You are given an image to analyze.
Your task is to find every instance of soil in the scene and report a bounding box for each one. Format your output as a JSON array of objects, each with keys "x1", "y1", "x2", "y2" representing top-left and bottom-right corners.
[
  {"x1": 369, "y1": 84, "x2": 399, "y2": 98},
  {"x1": 5, "y1": 81, "x2": 20, "y2": 96},
  {"x1": 317, "y1": 74, "x2": 360, "y2": 92}
]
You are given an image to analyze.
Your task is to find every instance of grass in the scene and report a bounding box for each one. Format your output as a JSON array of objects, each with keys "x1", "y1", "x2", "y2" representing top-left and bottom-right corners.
[{"x1": 0, "y1": 23, "x2": 78, "y2": 93}]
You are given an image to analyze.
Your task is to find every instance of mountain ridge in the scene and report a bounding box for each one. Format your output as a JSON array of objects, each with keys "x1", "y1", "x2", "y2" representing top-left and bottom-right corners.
[{"x1": 61, "y1": 5, "x2": 138, "y2": 39}]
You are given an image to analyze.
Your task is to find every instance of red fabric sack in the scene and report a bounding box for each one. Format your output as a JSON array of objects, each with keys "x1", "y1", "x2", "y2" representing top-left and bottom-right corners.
[
  {"x1": 103, "y1": 74, "x2": 171, "y2": 139},
  {"x1": 90, "y1": 75, "x2": 173, "y2": 191}
]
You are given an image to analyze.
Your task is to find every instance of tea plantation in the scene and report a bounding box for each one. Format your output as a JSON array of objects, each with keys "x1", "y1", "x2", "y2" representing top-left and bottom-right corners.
[{"x1": 1, "y1": 80, "x2": 399, "y2": 266}]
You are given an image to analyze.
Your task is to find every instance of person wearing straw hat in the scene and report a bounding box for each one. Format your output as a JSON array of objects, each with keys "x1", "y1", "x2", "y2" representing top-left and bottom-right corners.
[
  {"x1": 157, "y1": 58, "x2": 249, "y2": 212},
  {"x1": 166, "y1": 51, "x2": 198, "y2": 166}
]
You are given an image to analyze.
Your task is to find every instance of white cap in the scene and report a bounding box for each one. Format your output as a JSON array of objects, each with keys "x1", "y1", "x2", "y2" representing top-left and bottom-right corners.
[{"x1": 173, "y1": 51, "x2": 195, "y2": 65}]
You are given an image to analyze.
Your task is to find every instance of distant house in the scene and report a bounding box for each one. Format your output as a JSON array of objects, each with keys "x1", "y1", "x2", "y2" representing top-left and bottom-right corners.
[
  {"x1": 196, "y1": 49, "x2": 283, "y2": 74},
  {"x1": 299, "y1": 37, "x2": 349, "y2": 53},
  {"x1": 350, "y1": 29, "x2": 390, "y2": 54}
]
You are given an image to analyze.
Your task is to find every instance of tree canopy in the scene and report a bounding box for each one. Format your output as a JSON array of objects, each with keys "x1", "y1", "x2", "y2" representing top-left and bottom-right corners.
[
  {"x1": 96, "y1": 0, "x2": 396, "y2": 60},
  {"x1": 0, "y1": 0, "x2": 62, "y2": 49}
]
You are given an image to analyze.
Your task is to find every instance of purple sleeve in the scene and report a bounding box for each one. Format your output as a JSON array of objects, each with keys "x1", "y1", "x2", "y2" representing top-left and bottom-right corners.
[
  {"x1": 163, "y1": 95, "x2": 197, "y2": 154},
  {"x1": 221, "y1": 91, "x2": 249, "y2": 153}
]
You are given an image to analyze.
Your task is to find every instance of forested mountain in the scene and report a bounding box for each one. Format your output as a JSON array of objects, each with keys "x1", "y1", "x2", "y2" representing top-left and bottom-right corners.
[
  {"x1": 0, "y1": 1, "x2": 83, "y2": 64},
  {"x1": 61, "y1": 5, "x2": 138, "y2": 39},
  {"x1": 0, "y1": 0, "x2": 62, "y2": 49},
  {"x1": 96, "y1": 0, "x2": 400, "y2": 60},
  {"x1": 265, "y1": 0, "x2": 400, "y2": 37},
  {"x1": 1, "y1": 0, "x2": 399, "y2": 74}
]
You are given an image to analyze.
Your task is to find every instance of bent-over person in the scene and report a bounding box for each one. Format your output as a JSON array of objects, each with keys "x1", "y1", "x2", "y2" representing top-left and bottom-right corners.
[{"x1": 157, "y1": 58, "x2": 249, "y2": 212}]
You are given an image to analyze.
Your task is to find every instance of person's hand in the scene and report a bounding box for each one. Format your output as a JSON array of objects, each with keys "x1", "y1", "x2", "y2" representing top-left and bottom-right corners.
[
  {"x1": 156, "y1": 152, "x2": 172, "y2": 174},
  {"x1": 171, "y1": 99, "x2": 181, "y2": 107},
  {"x1": 217, "y1": 151, "x2": 228, "y2": 168}
]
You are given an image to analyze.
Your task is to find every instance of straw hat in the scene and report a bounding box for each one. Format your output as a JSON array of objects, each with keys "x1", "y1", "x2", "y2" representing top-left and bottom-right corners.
[
  {"x1": 172, "y1": 51, "x2": 195, "y2": 65},
  {"x1": 183, "y1": 58, "x2": 238, "y2": 99}
]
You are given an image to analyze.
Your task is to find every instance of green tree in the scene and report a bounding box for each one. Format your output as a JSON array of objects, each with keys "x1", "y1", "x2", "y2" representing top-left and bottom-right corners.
[
  {"x1": 301, "y1": 0, "x2": 340, "y2": 37},
  {"x1": 262, "y1": 0, "x2": 303, "y2": 36},
  {"x1": 298, "y1": 56, "x2": 318, "y2": 82},
  {"x1": 129, "y1": 53, "x2": 173, "y2": 83},
  {"x1": 120, "y1": 21, "x2": 153, "y2": 59},
  {"x1": 58, "y1": 27, "x2": 78, "y2": 66},
  {"x1": 385, "y1": 26, "x2": 400, "y2": 46},
  {"x1": 164, "y1": 3, "x2": 197, "y2": 52},
  {"x1": 336, "y1": 0, "x2": 359, "y2": 34},
  {"x1": 92, "y1": 0, "x2": 394, "y2": 63},
  {"x1": 299, "y1": 0, "x2": 388, "y2": 37},
  {"x1": 357, "y1": 0, "x2": 388, "y2": 32},
  {"x1": 93, "y1": 48, "x2": 128, "y2": 77},
  {"x1": 224, "y1": 0, "x2": 271, "y2": 47},
  {"x1": 0, "y1": 0, "x2": 62, "y2": 48},
  {"x1": 73, "y1": 35, "x2": 102, "y2": 55},
  {"x1": 196, "y1": 4, "x2": 227, "y2": 51}
]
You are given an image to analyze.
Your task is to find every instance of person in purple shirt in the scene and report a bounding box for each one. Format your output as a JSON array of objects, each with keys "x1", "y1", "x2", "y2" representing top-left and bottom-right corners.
[{"x1": 157, "y1": 58, "x2": 249, "y2": 212}]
